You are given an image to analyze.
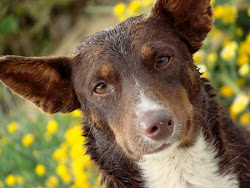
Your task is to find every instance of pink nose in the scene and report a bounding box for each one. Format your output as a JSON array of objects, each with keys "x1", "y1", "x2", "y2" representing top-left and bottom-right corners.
[{"x1": 140, "y1": 110, "x2": 174, "y2": 140}]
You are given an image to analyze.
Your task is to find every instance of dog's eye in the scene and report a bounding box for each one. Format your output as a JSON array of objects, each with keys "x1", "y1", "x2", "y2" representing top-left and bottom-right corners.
[
  {"x1": 94, "y1": 83, "x2": 109, "y2": 94},
  {"x1": 156, "y1": 56, "x2": 170, "y2": 68}
]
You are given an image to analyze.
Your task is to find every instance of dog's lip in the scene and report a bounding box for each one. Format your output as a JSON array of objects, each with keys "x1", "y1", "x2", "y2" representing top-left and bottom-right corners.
[
  {"x1": 155, "y1": 143, "x2": 170, "y2": 153},
  {"x1": 145, "y1": 143, "x2": 170, "y2": 156}
]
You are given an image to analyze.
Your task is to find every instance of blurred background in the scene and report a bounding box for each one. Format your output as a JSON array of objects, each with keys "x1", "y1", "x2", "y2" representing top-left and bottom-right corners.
[{"x1": 0, "y1": 0, "x2": 249, "y2": 187}]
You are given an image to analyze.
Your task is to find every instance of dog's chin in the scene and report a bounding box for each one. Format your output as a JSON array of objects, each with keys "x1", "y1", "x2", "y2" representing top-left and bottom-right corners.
[
  {"x1": 142, "y1": 142, "x2": 173, "y2": 156},
  {"x1": 126, "y1": 141, "x2": 173, "y2": 161},
  {"x1": 150, "y1": 143, "x2": 171, "y2": 154}
]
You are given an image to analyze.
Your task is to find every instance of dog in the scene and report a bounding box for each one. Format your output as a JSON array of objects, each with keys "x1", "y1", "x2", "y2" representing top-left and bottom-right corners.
[{"x1": 0, "y1": 0, "x2": 249, "y2": 187}]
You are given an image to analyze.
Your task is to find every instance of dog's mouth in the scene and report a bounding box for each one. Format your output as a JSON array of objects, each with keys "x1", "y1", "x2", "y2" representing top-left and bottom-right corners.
[
  {"x1": 123, "y1": 117, "x2": 188, "y2": 159},
  {"x1": 147, "y1": 143, "x2": 170, "y2": 155}
]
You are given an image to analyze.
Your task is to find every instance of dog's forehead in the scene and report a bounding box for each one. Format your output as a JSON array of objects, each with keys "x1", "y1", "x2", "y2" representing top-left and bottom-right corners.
[
  {"x1": 74, "y1": 16, "x2": 143, "y2": 54},
  {"x1": 74, "y1": 15, "x2": 176, "y2": 58}
]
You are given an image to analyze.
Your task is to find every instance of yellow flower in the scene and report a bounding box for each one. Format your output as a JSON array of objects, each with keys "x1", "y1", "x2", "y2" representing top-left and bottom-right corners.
[
  {"x1": 56, "y1": 164, "x2": 72, "y2": 183},
  {"x1": 240, "y1": 113, "x2": 250, "y2": 126},
  {"x1": 222, "y1": 6, "x2": 237, "y2": 24},
  {"x1": 65, "y1": 125, "x2": 84, "y2": 146},
  {"x1": 214, "y1": 6, "x2": 224, "y2": 18},
  {"x1": 248, "y1": 7, "x2": 250, "y2": 17},
  {"x1": 142, "y1": 0, "x2": 154, "y2": 7},
  {"x1": 237, "y1": 54, "x2": 249, "y2": 66},
  {"x1": 220, "y1": 86, "x2": 234, "y2": 98},
  {"x1": 72, "y1": 154, "x2": 92, "y2": 174},
  {"x1": 238, "y1": 64, "x2": 250, "y2": 77},
  {"x1": 52, "y1": 147, "x2": 68, "y2": 163},
  {"x1": 45, "y1": 176, "x2": 59, "y2": 188},
  {"x1": 82, "y1": 154, "x2": 93, "y2": 168},
  {"x1": 206, "y1": 53, "x2": 218, "y2": 68},
  {"x1": 128, "y1": 1, "x2": 141, "y2": 14},
  {"x1": 238, "y1": 41, "x2": 250, "y2": 56},
  {"x1": 35, "y1": 164, "x2": 46, "y2": 176},
  {"x1": 228, "y1": 41, "x2": 238, "y2": 50},
  {"x1": 36, "y1": 186, "x2": 43, "y2": 188},
  {"x1": 207, "y1": 53, "x2": 218, "y2": 64},
  {"x1": 72, "y1": 158, "x2": 84, "y2": 175},
  {"x1": 56, "y1": 164, "x2": 68, "y2": 176},
  {"x1": 220, "y1": 45, "x2": 236, "y2": 61},
  {"x1": 7, "y1": 121, "x2": 18, "y2": 134},
  {"x1": 197, "y1": 64, "x2": 210, "y2": 78},
  {"x1": 214, "y1": 5, "x2": 237, "y2": 24},
  {"x1": 113, "y1": 3, "x2": 126, "y2": 16},
  {"x1": 74, "y1": 172, "x2": 91, "y2": 188},
  {"x1": 230, "y1": 93, "x2": 250, "y2": 116},
  {"x1": 193, "y1": 50, "x2": 205, "y2": 64},
  {"x1": 5, "y1": 174, "x2": 16, "y2": 187},
  {"x1": 236, "y1": 27, "x2": 243, "y2": 37},
  {"x1": 61, "y1": 173, "x2": 72, "y2": 184},
  {"x1": 47, "y1": 120, "x2": 58, "y2": 134},
  {"x1": 16, "y1": 176, "x2": 25, "y2": 184},
  {"x1": 22, "y1": 133, "x2": 35, "y2": 147},
  {"x1": 70, "y1": 143, "x2": 84, "y2": 159},
  {"x1": 71, "y1": 110, "x2": 82, "y2": 117}
]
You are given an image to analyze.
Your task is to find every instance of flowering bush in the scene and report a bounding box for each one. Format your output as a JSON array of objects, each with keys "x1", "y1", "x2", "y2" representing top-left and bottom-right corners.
[
  {"x1": 0, "y1": 111, "x2": 101, "y2": 188},
  {"x1": 0, "y1": 0, "x2": 249, "y2": 188},
  {"x1": 114, "y1": 0, "x2": 250, "y2": 127}
]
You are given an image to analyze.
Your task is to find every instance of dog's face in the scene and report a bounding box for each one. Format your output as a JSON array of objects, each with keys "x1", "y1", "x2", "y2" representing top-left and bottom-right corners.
[
  {"x1": 72, "y1": 16, "x2": 196, "y2": 159},
  {"x1": 0, "y1": 0, "x2": 213, "y2": 160}
]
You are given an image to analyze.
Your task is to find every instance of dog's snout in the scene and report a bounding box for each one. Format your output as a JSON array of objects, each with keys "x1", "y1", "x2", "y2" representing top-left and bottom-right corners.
[{"x1": 140, "y1": 110, "x2": 174, "y2": 140}]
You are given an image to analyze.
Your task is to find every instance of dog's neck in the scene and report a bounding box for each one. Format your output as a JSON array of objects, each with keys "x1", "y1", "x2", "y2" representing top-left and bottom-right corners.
[{"x1": 138, "y1": 132, "x2": 239, "y2": 188}]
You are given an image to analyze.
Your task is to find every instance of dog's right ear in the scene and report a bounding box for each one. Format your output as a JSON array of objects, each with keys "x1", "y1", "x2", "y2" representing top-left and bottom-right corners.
[
  {"x1": 148, "y1": 0, "x2": 213, "y2": 53},
  {"x1": 0, "y1": 56, "x2": 80, "y2": 113}
]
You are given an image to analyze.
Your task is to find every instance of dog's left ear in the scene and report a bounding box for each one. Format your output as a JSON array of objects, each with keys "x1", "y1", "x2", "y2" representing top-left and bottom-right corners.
[
  {"x1": 0, "y1": 56, "x2": 80, "y2": 113},
  {"x1": 148, "y1": 0, "x2": 213, "y2": 53}
]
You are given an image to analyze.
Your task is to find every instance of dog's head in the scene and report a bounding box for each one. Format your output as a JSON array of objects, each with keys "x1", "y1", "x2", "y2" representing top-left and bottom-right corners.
[{"x1": 0, "y1": 0, "x2": 213, "y2": 160}]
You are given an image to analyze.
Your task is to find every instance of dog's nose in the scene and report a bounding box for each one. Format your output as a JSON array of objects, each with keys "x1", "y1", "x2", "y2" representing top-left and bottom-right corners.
[{"x1": 140, "y1": 110, "x2": 174, "y2": 140}]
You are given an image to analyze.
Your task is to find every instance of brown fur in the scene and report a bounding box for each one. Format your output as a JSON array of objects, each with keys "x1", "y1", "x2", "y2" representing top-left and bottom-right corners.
[{"x1": 0, "y1": 0, "x2": 249, "y2": 187}]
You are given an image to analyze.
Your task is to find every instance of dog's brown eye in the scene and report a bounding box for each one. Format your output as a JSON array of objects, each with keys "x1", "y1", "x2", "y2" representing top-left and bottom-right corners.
[
  {"x1": 94, "y1": 83, "x2": 109, "y2": 94},
  {"x1": 156, "y1": 56, "x2": 170, "y2": 68}
]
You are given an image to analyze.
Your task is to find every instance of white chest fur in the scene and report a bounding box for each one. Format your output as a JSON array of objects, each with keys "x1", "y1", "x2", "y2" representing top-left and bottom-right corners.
[{"x1": 138, "y1": 134, "x2": 239, "y2": 188}]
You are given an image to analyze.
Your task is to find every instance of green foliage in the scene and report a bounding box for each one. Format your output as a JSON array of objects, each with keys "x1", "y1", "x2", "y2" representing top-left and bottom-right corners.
[
  {"x1": 0, "y1": 16, "x2": 19, "y2": 38},
  {"x1": 0, "y1": 0, "x2": 78, "y2": 56},
  {"x1": 0, "y1": 111, "x2": 100, "y2": 187}
]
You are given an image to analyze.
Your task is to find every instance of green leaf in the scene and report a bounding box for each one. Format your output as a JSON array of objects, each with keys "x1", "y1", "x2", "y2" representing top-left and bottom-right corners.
[{"x1": 0, "y1": 15, "x2": 19, "y2": 37}]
